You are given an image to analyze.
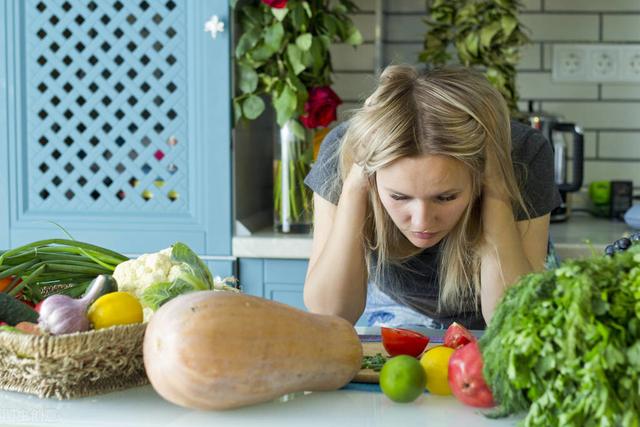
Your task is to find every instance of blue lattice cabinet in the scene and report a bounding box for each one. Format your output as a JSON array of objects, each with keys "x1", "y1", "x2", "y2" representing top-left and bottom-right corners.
[{"x1": 0, "y1": 0, "x2": 232, "y2": 265}]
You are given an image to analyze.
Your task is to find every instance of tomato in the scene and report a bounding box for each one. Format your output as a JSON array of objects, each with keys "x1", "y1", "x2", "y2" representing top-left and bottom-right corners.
[
  {"x1": 448, "y1": 341, "x2": 495, "y2": 408},
  {"x1": 381, "y1": 327, "x2": 430, "y2": 358},
  {"x1": 443, "y1": 322, "x2": 476, "y2": 349},
  {"x1": 0, "y1": 277, "x2": 13, "y2": 292}
]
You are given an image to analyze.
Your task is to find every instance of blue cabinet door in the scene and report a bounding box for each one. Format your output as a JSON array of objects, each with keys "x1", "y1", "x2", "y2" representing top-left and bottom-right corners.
[
  {"x1": 0, "y1": 0, "x2": 231, "y2": 256},
  {"x1": 239, "y1": 258, "x2": 309, "y2": 307},
  {"x1": 239, "y1": 258, "x2": 367, "y2": 326}
]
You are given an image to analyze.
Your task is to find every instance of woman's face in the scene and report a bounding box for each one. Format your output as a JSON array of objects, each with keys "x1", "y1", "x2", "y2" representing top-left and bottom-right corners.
[{"x1": 376, "y1": 154, "x2": 474, "y2": 249}]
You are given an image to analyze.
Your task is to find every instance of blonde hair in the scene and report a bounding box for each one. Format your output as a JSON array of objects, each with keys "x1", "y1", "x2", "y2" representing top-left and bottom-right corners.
[{"x1": 336, "y1": 65, "x2": 529, "y2": 313}]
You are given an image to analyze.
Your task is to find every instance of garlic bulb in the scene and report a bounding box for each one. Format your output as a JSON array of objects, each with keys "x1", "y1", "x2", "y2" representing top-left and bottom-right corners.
[{"x1": 38, "y1": 275, "x2": 107, "y2": 335}]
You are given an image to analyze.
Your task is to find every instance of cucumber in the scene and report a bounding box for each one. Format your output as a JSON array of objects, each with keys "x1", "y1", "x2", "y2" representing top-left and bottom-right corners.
[
  {"x1": 82, "y1": 274, "x2": 118, "y2": 303},
  {"x1": 0, "y1": 293, "x2": 39, "y2": 326}
]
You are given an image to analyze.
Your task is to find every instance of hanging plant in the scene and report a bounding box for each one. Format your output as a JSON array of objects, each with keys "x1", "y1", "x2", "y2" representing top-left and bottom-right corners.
[
  {"x1": 232, "y1": 0, "x2": 362, "y2": 232},
  {"x1": 419, "y1": 0, "x2": 530, "y2": 114},
  {"x1": 232, "y1": 0, "x2": 362, "y2": 136}
]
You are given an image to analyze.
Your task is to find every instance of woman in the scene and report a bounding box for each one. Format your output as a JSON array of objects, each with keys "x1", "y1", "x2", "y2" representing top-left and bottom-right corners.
[{"x1": 303, "y1": 65, "x2": 561, "y2": 329}]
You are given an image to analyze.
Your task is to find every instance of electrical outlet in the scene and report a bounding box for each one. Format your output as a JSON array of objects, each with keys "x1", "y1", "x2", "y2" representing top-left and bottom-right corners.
[
  {"x1": 552, "y1": 44, "x2": 640, "y2": 83},
  {"x1": 621, "y1": 48, "x2": 640, "y2": 80},
  {"x1": 552, "y1": 45, "x2": 587, "y2": 80},
  {"x1": 589, "y1": 48, "x2": 619, "y2": 80}
]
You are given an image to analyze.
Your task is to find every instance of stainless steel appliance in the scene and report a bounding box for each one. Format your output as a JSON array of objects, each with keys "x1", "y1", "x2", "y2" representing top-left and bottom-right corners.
[{"x1": 524, "y1": 103, "x2": 584, "y2": 222}]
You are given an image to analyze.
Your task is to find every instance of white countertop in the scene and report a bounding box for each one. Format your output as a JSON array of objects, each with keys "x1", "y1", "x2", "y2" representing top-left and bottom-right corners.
[
  {"x1": 0, "y1": 385, "x2": 523, "y2": 427},
  {"x1": 0, "y1": 328, "x2": 515, "y2": 426},
  {"x1": 233, "y1": 213, "x2": 636, "y2": 260}
]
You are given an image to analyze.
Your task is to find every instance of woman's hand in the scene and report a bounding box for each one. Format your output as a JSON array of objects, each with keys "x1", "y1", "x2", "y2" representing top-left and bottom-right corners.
[
  {"x1": 343, "y1": 162, "x2": 369, "y2": 195},
  {"x1": 482, "y1": 147, "x2": 510, "y2": 203}
]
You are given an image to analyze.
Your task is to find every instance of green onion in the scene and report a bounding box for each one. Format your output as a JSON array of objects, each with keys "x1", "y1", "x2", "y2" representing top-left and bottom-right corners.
[{"x1": 0, "y1": 239, "x2": 128, "y2": 303}]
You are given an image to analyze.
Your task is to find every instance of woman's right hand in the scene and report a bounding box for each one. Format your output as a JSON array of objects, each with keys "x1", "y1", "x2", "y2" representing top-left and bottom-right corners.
[{"x1": 343, "y1": 162, "x2": 370, "y2": 195}]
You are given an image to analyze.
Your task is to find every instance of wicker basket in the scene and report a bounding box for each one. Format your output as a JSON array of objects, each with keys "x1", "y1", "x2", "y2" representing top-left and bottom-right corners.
[{"x1": 0, "y1": 323, "x2": 149, "y2": 399}]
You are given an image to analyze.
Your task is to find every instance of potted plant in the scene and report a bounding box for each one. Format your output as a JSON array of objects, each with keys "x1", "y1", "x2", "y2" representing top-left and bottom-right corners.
[
  {"x1": 419, "y1": 0, "x2": 530, "y2": 114},
  {"x1": 232, "y1": 0, "x2": 363, "y2": 232}
]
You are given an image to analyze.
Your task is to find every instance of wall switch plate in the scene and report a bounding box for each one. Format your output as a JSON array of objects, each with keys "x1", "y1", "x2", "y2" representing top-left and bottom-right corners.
[{"x1": 552, "y1": 44, "x2": 640, "y2": 83}]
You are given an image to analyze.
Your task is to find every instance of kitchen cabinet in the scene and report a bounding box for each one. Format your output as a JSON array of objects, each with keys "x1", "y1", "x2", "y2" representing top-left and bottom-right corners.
[
  {"x1": 239, "y1": 258, "x2": 309, "y2": 312},
  {"x1": 238, "y1": 257, "x2": 368, "y2": 325},
  {"x1": 0, "y1": 0, "x2": 232, "y2": 261}
]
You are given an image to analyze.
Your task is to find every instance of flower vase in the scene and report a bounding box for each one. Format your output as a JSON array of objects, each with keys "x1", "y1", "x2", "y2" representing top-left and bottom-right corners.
[{"x1": 274, "y1": 120, "x2": 314, "y2": 233}]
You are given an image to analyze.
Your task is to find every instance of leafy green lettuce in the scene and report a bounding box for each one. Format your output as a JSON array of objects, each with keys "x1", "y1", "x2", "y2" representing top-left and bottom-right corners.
[
  {"x1": 141, "y1": 242, "x2": 238, "y2": 310},
  {"x1": 480, "y1": 245, "x2": 640, "y2": 426}
]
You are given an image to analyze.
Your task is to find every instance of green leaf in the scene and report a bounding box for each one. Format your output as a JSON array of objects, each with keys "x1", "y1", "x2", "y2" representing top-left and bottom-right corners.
[
  {"x1": 300, "y1": 48, "x2": 314, "y2": 68},
  {"x1": 233, "y1": 99, "x2": 242, "y2": 125},
  {"x1": 272, "y1": 7, "x2": 288, "y2": 21},
  {"x1": 287, "y1": 44, "x2": 306, "y2": 75},
  {"x1": 296, "y1": 33, "x2": 312, "y2": 51},
  {"x1": 480, "y1": 21, "x2": 502, "y2": 49},
  {"x1": 302, "y1": 1, "x2": 312, "y2": 17},
  {"x1": 240, "y1": 6, "x2": 263, "y2": 27},
  {"x1": 501, "y1": 15, "x2": 518, "y2": 38},
  {"x1": 235, "y1": 28, "x2": 261, "y2": 58},
  {"x1": 242, "y1": 95, "x2": 265, "y2": 120},
  {"x1": 251, "y1": 43, "x2": 276, "y2": 62},
  {"x1": 345, "y1": 25, "x2": 363, "y2": 46},
  {"x1": 141, "y1": 280, "x2": 191, "y2": 311},
  {"x1": 333, "y1": 3, "x2": 347, "y2": 14},
  {"x1": 321, "y1": 13, "x2": 339, "y2": 35},
  {"x1": 290, "y1": 119, "x2": 306, "y2": 140},
  {"x1": 274, "y1": 85, "x2": 297, "y2": 127},
  {"x1": 290, "y1": 5, "x2": 308, "y2": 32},
  {"x1": 309, "y1": 37, "x2": 326, "y2": 74},
  {"x1": 265, "y1": 22, "x2": 285, "y2": 52},
  {"x1": 238, "y1": 64, "x2": 258, "y2": 94},
  {"x1": 627, "y1": 341, "x2": 640, "y2": 369},
  {"x1": 318, "y1": 34, "x2": 331, "y2": 50},
  {"x1": 171, "y1": 243, "x2": 214, "y2": 288},
  {"x1": 464, "y1": 32, "x2": 479, "y2": 58}
]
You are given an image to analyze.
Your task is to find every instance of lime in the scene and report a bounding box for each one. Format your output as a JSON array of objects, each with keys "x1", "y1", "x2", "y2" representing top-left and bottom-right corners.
[
  {"x1": 420, "y1": 345, "x2": 455, "y2": 395},
  {"x1": 379, "y1": 355, "x2": 426, "y2": 403}
]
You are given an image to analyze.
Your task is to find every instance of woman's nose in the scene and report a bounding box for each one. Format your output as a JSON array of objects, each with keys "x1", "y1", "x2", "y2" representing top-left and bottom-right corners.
[{"x1": 411, "y1": 200, "x2": 437, "y2": 229}]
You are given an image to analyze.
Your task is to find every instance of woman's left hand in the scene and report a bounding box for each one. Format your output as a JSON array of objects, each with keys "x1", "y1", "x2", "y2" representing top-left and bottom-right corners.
[{"x1": 482, "y1": 147, "x2": 510, "y2": 203}]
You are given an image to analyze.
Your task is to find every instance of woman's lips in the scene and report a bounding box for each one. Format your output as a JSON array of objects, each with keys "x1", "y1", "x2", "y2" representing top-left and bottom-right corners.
[{"x1": 411, "y1": 231, "x2": 439, "y2": 240}]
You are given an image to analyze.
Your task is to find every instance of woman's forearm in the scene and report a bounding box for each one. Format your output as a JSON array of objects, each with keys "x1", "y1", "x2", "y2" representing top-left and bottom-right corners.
[
  {"x1": 303, "y1": 184, "x2": 369, "y2": 324},
  {"x1": 479, "y1": 196, "x2": 533, "y2": 323}
]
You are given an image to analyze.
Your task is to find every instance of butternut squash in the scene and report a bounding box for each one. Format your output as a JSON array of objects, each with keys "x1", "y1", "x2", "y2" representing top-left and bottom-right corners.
[{"x1": 143, "y1": 291, "x2": 363, "y2": 410}]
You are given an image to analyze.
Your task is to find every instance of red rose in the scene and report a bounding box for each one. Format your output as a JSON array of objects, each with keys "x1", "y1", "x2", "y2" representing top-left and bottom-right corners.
[
  {"x1": 261, "y1": 0, "x2": 287, "y2": 8},
  {"x1": 300, "y1": 86, "x2": 342, "y2": 129}
]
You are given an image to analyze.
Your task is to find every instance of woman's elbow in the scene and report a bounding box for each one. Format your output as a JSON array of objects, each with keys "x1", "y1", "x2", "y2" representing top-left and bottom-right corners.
[{"x1": 303, "y1": 291, "x2": 362, "y2": 325}]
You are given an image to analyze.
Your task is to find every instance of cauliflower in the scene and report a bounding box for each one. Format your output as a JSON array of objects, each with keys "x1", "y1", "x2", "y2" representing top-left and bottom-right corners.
[
  {"x1": 113, "y1": 243, "x2": 238, "y2": 313},
  {"x1": 113, "y1": 247, "x2": 178, "y2": 300}
]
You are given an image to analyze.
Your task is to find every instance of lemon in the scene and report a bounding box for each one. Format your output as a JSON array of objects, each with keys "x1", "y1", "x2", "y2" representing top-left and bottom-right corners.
[
  {"x1": 88, "y1": 292, "x2": 143, "y2": 329},
  {"x1": 420, "y1": 345, "x2": 455, "y2": 395},
  {"x1": 379, "y1": 355, "x2": 426, "y2": 403}
]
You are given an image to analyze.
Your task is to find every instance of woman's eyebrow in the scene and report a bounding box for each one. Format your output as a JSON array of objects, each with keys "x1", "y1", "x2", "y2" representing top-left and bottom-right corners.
[{"x1": 384, "y1": 187, "x2": 462, "y2": 196}]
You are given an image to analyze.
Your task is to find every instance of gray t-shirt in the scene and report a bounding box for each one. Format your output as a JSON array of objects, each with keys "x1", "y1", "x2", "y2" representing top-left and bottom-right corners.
[{"x1": 304, "y1": 120, "x2": 562, "y2": 329}]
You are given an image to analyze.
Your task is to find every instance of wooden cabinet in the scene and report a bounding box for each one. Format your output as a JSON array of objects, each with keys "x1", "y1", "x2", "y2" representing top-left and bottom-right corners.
[{"x1": 0, "y1": 0, "x2": 232, "y2": 258}]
